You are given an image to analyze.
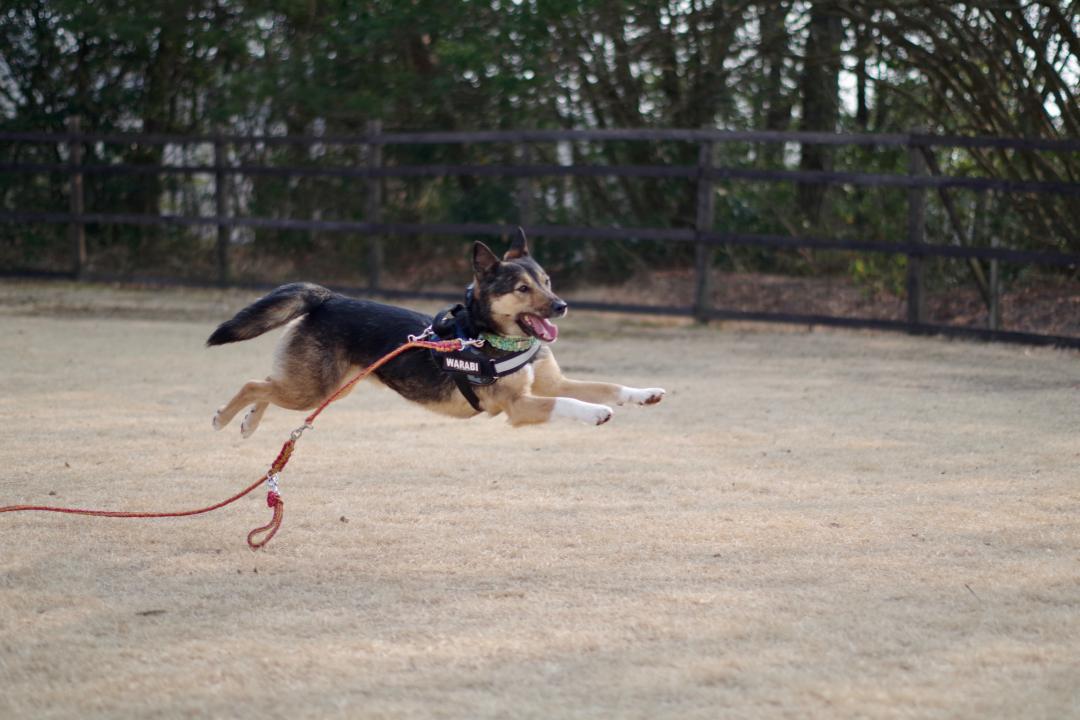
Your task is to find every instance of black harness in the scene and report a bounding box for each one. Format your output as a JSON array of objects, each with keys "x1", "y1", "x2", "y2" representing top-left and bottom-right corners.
[{"x1": 429, "y1": 297, "x2": 541, "y2": 412}]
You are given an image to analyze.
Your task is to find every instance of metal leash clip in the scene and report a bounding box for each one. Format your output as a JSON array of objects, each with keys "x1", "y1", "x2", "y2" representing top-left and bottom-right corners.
[
  {"x1": 290, "y1": 422, "x2": 313, "y2": 442},
  {"x1": 408, "y1": 326, "x2": 435, "y2": 343}
]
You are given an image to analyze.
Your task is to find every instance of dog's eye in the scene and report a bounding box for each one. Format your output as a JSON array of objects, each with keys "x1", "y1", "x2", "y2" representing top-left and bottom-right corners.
[{"x1": 516, "y1": 284, "x2": 530, "y2": 293}]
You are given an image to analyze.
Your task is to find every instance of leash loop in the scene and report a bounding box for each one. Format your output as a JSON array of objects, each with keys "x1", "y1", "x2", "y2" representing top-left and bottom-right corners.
[{"x1": 247, "y1": 491, "x2": 284, "y2": 549}]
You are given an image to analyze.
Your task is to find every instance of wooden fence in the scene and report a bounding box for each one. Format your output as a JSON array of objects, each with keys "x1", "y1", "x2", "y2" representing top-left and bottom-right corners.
[{"x1": 1, "y1": 124, "x2": 1079, "y2": 347}]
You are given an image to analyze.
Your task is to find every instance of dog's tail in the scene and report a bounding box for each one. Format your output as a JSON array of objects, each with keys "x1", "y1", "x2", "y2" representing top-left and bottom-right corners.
[{"x1": 206, "y1": 282, "x2": 333, "y2": 346}]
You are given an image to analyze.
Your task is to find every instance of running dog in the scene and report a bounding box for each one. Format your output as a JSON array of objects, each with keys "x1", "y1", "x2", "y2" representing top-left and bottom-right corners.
[{"x1": 207, "y1": 231, "x2": 664, "y2": 436}]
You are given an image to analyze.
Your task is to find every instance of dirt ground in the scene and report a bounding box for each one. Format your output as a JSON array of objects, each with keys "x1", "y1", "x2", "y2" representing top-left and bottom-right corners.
[{"x1": 1, "y1": 281, "x2": 1078, "y2": 720}]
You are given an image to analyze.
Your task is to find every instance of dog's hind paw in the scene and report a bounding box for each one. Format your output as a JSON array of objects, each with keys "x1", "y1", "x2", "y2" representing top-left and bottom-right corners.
[
  {"x1": 620, "y1": 387, "x2": 666, "y2": 406},
  {"x1": 240, "y1": 408, "x2": 259, "y2": 438}
]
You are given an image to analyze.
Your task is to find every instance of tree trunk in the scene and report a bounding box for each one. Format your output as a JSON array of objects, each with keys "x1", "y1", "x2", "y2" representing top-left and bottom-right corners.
[
  {"x1": 797, "y1": 2, "x2": 843, "y2": 225},
  {"x1": 132, "y1": 6, "x2": 185, "y2": 245},
  {"x1": 759, "y1": 1, "x2": 792, "y2": 167}
]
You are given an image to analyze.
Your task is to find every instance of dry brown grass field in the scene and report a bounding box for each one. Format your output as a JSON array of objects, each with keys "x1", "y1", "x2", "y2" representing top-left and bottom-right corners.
[{"x1": 1, "y1": 281, "x2": 1078, "y2": 720}]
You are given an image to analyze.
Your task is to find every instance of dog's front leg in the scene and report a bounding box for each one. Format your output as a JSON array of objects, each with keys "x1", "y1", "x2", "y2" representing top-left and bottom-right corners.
[
  {"x1": 613, "y1": 386, "x2": 666, "y2": 406},
  {"x1": 531, "y1": 349, "x2": 665, "y2": 407},
  {"x1": 501, "y1": 394, "x2": 613, "y2": 427}
]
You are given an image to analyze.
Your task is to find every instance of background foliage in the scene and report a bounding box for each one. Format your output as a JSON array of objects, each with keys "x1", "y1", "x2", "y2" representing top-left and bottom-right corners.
[{"x1": 0, "y1": 0, "x2": 1076, "y2": 292}]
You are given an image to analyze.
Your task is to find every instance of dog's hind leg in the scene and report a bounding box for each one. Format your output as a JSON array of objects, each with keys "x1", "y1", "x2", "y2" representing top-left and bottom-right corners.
[
  {"x1": 240, "y1": 402, "x2": 270, "y2": 438},
  {"x1": 213, "y1": 378, "x2": 274, "y2": 431},
  {"x1": 214, "y1": 370, "x2": 331, "y2": 435}
]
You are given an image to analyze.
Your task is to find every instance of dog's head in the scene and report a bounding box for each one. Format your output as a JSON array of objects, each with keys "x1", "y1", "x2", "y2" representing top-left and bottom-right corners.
[{"x1": 470, "y1": 229, "x2": 567, "y2": 342}]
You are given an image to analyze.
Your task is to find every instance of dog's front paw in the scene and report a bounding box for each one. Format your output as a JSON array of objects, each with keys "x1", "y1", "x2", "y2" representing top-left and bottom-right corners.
[
  {"x1": 554, "y1": 398, "x2": 613, "y2": 425},
  {"x1": 620, "y1": 387, "x2": 666, "y2": 406},
  {"x1": 212, "y1": 409, "x2": 225, "y2": 430},
  {"x1": 590, "y1": 405, "x2": 614, "y2": 425}
]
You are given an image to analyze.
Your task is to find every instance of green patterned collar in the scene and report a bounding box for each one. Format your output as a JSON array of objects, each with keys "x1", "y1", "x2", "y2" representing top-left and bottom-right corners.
[{"x1": 479, "y1": 332, "x2": 538, "y2": 352}]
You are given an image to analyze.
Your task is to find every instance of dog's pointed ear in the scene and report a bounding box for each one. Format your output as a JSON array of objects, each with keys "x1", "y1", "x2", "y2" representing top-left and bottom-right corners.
[
  {"x1": 472, "y1": 241, "x2": 500, "y2": 277},
  {"x1": 503, "y1": 226, "x2": 530, "y2": 260}
]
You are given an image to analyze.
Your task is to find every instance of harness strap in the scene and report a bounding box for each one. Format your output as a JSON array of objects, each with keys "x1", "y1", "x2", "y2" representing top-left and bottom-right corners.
[
  {"x1": 453, "y1": 374, "x2": 485, "y2": 413},
  {"x1": 492, "y1": 341, "x2": 541, "y2": 374}
]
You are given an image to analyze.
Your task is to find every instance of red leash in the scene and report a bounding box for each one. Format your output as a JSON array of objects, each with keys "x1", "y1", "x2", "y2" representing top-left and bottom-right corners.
[{"x1": 0, "y1": 338, "x2": 467, "y2": 550}]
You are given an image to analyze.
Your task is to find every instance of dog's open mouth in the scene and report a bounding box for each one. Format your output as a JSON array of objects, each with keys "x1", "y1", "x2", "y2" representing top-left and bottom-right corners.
[{"x1": 518, "y1": 313, "x2": 558, "y2": 342}]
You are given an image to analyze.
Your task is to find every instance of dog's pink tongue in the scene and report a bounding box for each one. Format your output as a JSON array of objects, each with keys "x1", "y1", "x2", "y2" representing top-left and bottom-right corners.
[{"x1": 525, "y1": 314, "x2": 558, "y2": 342}]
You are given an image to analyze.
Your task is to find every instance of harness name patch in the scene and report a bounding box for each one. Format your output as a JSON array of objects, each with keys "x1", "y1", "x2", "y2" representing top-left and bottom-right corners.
[{"x1": 445, "y1": 357, "x2": 481, "y2": 373}]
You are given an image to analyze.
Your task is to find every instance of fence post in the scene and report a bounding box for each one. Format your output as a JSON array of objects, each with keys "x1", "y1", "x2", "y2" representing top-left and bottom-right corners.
[
  {"x1": 67, "y1": 116, "x2": 86, "y2": 279},
  {"x1": 906, "y1": 132, "x2": 927, "y2": 328},
  {"x1": 989, "y1": 235, "x2": 1001, "y2": 331},
  {"x1": 213, "y1": 135, "x2": 230, "y2": 286},
  {"x1": 516, "y1": 140, "x2": 534, "y2": 226},
  {"x1": 365, "y1": 119, "x2": 383, "y2": 293},
  {"x1": 965, "y1": 187, "x2": 1000, "y2": 331},
  {"x1": 693, "y1": 138, "x2": 716, "y2": 322}
]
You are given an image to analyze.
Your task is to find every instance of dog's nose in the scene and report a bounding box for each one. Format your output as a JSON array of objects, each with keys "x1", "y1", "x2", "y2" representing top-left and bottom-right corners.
[{"x1": 551, "y1": 299, "x2": 568, "y2": 317}]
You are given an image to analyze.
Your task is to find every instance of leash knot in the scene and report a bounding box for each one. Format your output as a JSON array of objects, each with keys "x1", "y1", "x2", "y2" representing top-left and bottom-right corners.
[{"x1": 270, "y1": 440, "x2": 295, "y2": 474}]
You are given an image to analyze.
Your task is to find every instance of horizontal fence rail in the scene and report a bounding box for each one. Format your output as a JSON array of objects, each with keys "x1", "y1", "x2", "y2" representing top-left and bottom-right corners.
[
  {"x1": 2, "y1": 161, "x2": 1077, "y2": 196},
  {"x1": 1, "y1": 124, "x2": 1078, "y2": 347},
  {"x1": 3, "y1": 127, "x2": 1080, "y2": 151}
]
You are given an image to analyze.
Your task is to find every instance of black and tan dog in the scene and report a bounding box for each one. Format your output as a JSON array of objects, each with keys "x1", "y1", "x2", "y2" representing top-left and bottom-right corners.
[{"x1": 207, "y1": 231, "x2": 664, "y2": 435}]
